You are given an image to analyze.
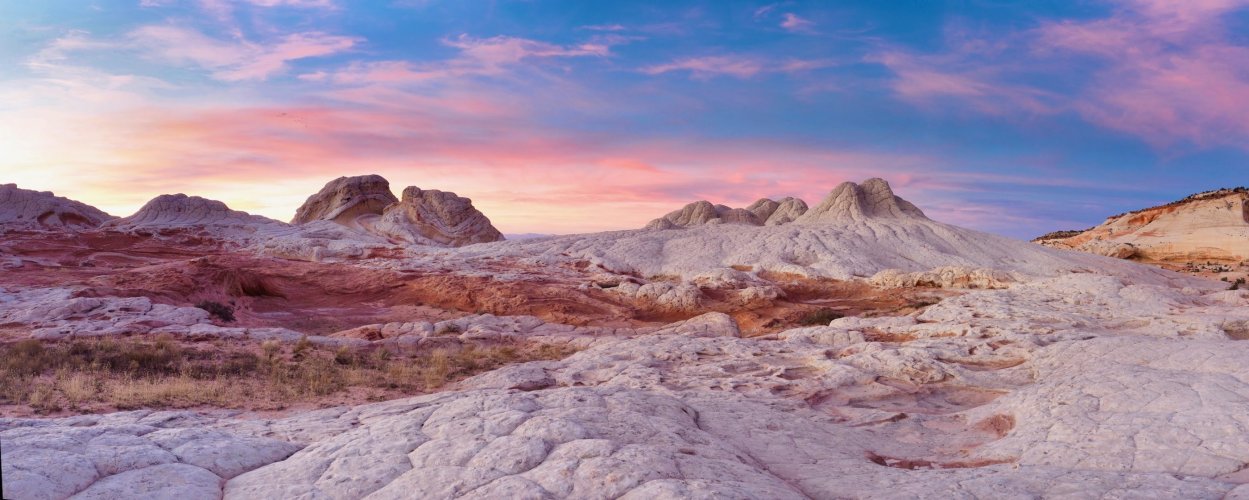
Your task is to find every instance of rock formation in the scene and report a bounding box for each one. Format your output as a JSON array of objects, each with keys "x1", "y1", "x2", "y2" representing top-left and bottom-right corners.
[
  {"x1": 763, "y1": 197, "x2": 808, "y2": 225},
  {"x1": 10, "y1": 175, "x2": 1249, "y2": 499},
  {"x1": 103, "y1": 194, "x2": 285, "y2": 232},
  {"x1": 1036, "y1": 187, "x2": 1249, "y2": 263},
  {"x1": 794, "y1": 177, "x2": 926, "y2": 224},
  {"x1": 291, "y1": 175, "x2": 398, "y2": 227},
  {"x1": 0, "y1": 184, "x2": 114, "y2": 230},
  {"x1": 292, "y1": 176, "x2": 503, "y2": 247},
  {"x1": 374, "y1": 187, "x2": 504, "y2": 246},
  {"x1": 643, "y1": 178, "x2": 923, "y2": 230}
]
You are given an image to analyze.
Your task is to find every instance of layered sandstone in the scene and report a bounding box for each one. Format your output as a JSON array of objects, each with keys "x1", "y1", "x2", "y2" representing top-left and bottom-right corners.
[
  {"x1": 291, "y1": 174, "x2": 398, "y2": 227},
  {"x1": 374, "y1": 187, "x2": 504, "y2": 246},
  {"x1": 1036, "y1": 187, "x2": 1249, "y2": 263}
]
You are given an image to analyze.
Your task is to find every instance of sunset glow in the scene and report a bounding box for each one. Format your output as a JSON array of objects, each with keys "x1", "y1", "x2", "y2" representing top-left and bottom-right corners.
[{"x1": 3, "y1": 1, "x2": 1248, "y2": 237}]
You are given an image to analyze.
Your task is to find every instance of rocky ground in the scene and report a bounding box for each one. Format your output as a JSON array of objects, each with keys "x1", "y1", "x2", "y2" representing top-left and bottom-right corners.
[{"x1": 4, "y1": 177, "x2": 1249, "y2": 499}]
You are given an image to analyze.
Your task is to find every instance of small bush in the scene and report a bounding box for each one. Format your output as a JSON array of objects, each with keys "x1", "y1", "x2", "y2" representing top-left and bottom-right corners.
[
  {"x1": 195, "y1": 301, "x2": 235, "y2": 322},
  {"x1": 797, "y1": 308, "x2": 845, "y2": 326},
  {"x1": 292, "y1": 336, "x2": 312, "y2": 360},
  {"x1": 1232, "y1": 278, "x2": 1246, "y2": 291}
]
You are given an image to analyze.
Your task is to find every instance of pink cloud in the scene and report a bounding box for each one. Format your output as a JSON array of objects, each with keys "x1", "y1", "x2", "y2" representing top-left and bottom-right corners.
[
  {"x1": 780, "y1": 13, "x2": 815, "y2": 33},
  {"x1": 320, "y1": 35, "x2": 613, "y2": 85},
  {"x1": 642, "y1": 55, "x2": 833, "y2": 79},
  {"x1": 875, "y1": 0, "x2": 1249, "y2": 148},
  {"x1": 127, "y1": 25, "x2": 358, "y2": 81},
  {"x1": 642, "y1": 55, "x2": 765, "y2": 78},
  {"x1": 1034, "y1": 0, "x2": 1249, "y2": 147}
]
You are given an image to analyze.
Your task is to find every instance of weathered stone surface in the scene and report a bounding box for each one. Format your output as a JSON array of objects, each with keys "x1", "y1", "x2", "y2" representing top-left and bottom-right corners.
[
  {"x1": 374, "y1": 186, "x2": 504, "y2": 247},
  {"x1": 1037, "y1": 187, "x2": 1249, "y2": 263},
  {"x1": 291, "y1": 174, "x2": 399, "y2": 226},
  {"x1": 0, "y1": 183, "x2": 114, "y2": 231}
]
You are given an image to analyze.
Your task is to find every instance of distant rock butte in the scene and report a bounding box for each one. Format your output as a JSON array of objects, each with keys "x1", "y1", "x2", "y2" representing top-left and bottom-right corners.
[
  {"x1": 794, "y1": 178, "x2": 927, "y2": 224},
  {"x1": 1036, "y1": 187, "x2": 1249, "y2": 263},
  {"x1": 644, "y1": 178, "x2": 925, "y2": 229},
  {"x1": 290, "y1": 174, "x2": 398, "y2": 227},
  {"x1": 103, "y1": 194, "x2": 284, "y2": 231},
  {"x1": 375, "y1": 186, "x2": 504, "y2": 246},
  {"x1": 294, "y1": 175, "x2": 503, "y2": 247},
  {"x1": 0, "y1": 183, "x2": 115, "y2": 230}
]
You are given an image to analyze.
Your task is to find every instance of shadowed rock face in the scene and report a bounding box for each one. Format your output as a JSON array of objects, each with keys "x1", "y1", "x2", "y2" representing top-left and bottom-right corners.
[
  {"x1": 291, "y1": 175, "x2": 399, "y2": 226},
  {"x1": 375, "y1": 187, "x2": 504, "y2": 246},
  {"x1": 0, "y1": 183, "x2": 115, "y2": 230},
  {"x1": 794, "y1": 178, "x2": 927, "y2": 224}
]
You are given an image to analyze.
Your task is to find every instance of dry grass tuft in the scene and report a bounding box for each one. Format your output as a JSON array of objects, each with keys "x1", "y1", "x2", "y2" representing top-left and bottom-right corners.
[{"x1": 0, "y1": 337, "x2": 577, "y2": 415}]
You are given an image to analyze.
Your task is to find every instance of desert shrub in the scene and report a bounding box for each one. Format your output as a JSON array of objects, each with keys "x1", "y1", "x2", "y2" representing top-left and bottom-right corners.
[
  {"x1": 195, "y1": 301, "x2": 235, "y2": 322},
  {"x1": 797, "y1": 308, "x2": 845, "y2": 326},
  {"x1": 292, "y1": 336, "x2": 312, "y2": 360},
  {"x1": 435, "y1": 323, "x2": 462, "y2": 335},
  {"x1": 261, "y1": 340, "x2": 281, "y2": 363},
  {"x1": 1232, "y1": 278, "x2": 1246, "y2": 291},
  {"x1": 334, "y1": 346, "x2": 355, "y2": 365}
]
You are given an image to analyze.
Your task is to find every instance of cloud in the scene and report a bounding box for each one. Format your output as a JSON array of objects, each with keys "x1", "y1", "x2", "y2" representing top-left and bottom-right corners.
[
  {"x1": 642, "y1": 55, "x2": 835, "y2": 79},
  {"x1": 319, "y1": 34, "x2": 613, "y2": 85},
  {"x1": 753, "y1": 3, "x2": 783, "y2": 19},
  {"x1": 581, "y1": 24, "x2": 625, "y2": 32},
  {"x1": 873, "y1": 0, "x2": 1249, "y2": 148},
  {"x1": 780, "y1": 13, "x2": 815, "y2": 33},
  {"x1": 126, "y1": 25, "x2": 358, "y2": 81}
]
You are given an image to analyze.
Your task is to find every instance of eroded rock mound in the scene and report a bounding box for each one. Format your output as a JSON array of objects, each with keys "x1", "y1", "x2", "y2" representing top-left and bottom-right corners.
[
  {"x1": 643, "y1": 178, "x2": 924, "y2": 230},
  {"x1": 645, "y1": 201, "x2": 764, "y2": 229},
  {"x1": 103, "y1": 194, "x2": 284, "y2": 231},
  {"x1": 375, "y1": 187, "x2": 503, "y2": 246},
  {"x1": 0, "y1": 184, "x2": 114, "y2": 231},
  {"x1": 795, "y1": 177, "x2": 927, "y2": 223},
  {"x1": 291, "y1": 175, "x2": 399, "y2": 227},
  {"x1": 764, "y1": 197, "x2": 808, "y2": 225}
]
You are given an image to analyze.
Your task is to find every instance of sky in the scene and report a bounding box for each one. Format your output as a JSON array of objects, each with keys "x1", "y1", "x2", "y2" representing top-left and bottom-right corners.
[{"x1": 2, "y1": 0, "x2": 1248, "y2": 238}]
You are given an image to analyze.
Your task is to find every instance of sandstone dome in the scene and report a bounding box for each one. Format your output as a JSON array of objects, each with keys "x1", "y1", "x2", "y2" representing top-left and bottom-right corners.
[
  {"x1": 291, "y1": 174, "x2": 399, "y2": 227},
  {"x1": 0, "y1": 183, "x2": 115, "y2": 231},
  {"x1": 103, "y1": 194, "x2": 285, "y2": 231},
  {"x1": 374, "y1": 186, "x2": 504, "y2": 247},
  {"x1": 793, "y1": 177, "x2": 927, "y2": 224}
]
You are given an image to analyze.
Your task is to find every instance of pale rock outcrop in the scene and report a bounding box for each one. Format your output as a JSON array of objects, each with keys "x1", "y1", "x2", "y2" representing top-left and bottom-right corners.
[
  {"x1": 463, "y1": 178, "x2": 1173, "y2": 282},
  {"x1": 765, "y1": 197, "x2": 808, "y2": 225},
  {"x1": 374, "y1": 187, "x2": 504, "y2": 247},
  {"x1": 291, "y1": 174, "x2": 398, "y2": 227},
  {"x1": 602, "y1": 280, "x2": 704, "y2": 312},
  {"x1": 795, "y1": 177, "x2": 926, "y2": 223},
  {"x1": 0, "y1": 183, "x2": 114, "y2": 231},
  {"x1": 869, "y1": 266, "x2": 1019, "y2": 289},
  {"x1": 1037, "y1": 187, "x2": 1249, "y2": 263},
  {"x1": 644, "y1": 201, "x2": 762, "y2": 229},
  {"x1": 745, "y1": 198, "x2": 780, "y2": 221},
  {"x1": 102, "y1": 194, "x2": 285, "y2": 234}
]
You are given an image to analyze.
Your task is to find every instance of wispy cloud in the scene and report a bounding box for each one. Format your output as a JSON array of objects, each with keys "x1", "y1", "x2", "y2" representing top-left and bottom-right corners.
[
  {"x1": 316, "y1": 34, "x2": 613, "y2": 85},
  {"x1": 127, "y1": 25, "x2": 359, "y2": 81},
  {"x1": 873, "y1": 0, "x2": 1249, "y2": 148},
  {"x1": 581, "y1": 24, "x2": 625, "y2": 32},
  {"x1": 780, "y1": 13, "x2": 815, "y2": 33},
  {"x1": 642, "y1": 54, "x2": 835, "y2": 79}
]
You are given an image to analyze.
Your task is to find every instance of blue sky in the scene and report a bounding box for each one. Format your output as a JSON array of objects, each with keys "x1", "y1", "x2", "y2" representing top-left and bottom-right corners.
[{"x1": 1, "y1": 0, "x2": 1247, "y2": 236}]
